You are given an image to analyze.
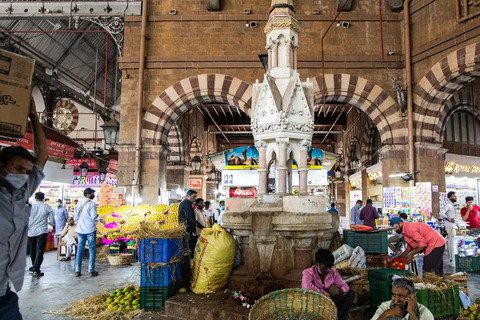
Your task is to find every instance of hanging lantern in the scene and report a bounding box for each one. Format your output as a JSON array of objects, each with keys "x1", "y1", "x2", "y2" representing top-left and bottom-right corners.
[
  {"x1": 101, "y1": 119, "x2": 120, "y2": 147},
  {"x1": 79, "y1": 161, "x2": 89, "y2": 177},
  {"x1": 191, "y1": 155, "x2": 202, "y2": 174}
]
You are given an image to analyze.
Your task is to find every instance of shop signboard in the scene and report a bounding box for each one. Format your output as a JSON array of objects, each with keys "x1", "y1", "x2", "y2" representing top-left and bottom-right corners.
[
  {"x1": 0, "y1": 132, "x2": 76, "y2": 159},
  {"x1": 222, "y1": 170, "x2": 259, "y2": 186},
  {"x1": 66, "y1": 158, "x2": 97, "y2": 169},
  {"x1": 224, "y1": 146, "x2": 259, "y2": 169},
  {"x1": 72, "y1": 172, "x2": 117, "y2": 186},
  {"x1": 291, "y1": 169, "x2": 328, "y2": 186},
  {"x1": 229, "y1": 188, "x2": 257, "y2": 197},
  {"x1": 99, "y1": 182, "x2": 114, "y2": 206},
  {"x1": 189, "y1": 178, "x2": 202, "y2": 189},
  {"x1": 107, "y1": 159, "x2": 118, "y2": 172},
  {"x1": 306, "y1": 148, "x2": 324, "y2": 169}
]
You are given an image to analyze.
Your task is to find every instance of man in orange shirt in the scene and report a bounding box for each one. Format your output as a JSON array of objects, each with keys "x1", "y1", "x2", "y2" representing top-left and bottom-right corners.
[
  {"x1": 461, "y1": 196, "x2": 480, "y2": 228},
  {"x1": 390, "y1": 217, "x2": 446, "y2": 276}
]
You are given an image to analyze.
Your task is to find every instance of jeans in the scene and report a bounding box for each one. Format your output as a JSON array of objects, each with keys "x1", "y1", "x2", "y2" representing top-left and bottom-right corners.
[
  {"x1": 330, "y1": 290, "x2": 355, "y2": 320},
  {"x1": 76, "y1": 232, "x2": 96, "y2": 273},
  {"x1": 0, "y1": 288, "x2": 23, "y2": 320},
  {"x1": 29, "y1": 233, "x2": 48, "y2": 273}
]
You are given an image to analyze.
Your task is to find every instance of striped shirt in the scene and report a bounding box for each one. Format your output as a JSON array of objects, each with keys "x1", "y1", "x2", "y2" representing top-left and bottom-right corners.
[{"x1": 28, "y1": 201, "x2": 54, "y2": 237}]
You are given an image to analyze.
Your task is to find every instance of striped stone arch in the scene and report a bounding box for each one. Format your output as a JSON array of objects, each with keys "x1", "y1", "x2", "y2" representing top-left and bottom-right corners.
[
  {"x1": 362, "y1": 119, "x2": 377, "y2": 162},
  {"x1": 312, "y1": 74, "x2": 404, "y2": 144},
  {"x1": 345, "y1": 125, "x2": 361, "y2": 167},
  {"x1": 167, "y1": 123, "x2": 188, "y2": 165},
  {"x1": 143, "y1": 74, "x2": 253, "y2": 146},
  {"x1": 414, "y1": 43, "x2": 480, "y2": 142},
  {"x1": 190, "y1": 136, "x2": 202, "y2": 157},
  {"x1": 439, "y1": 90, "x2": 478, "y2": 138}
]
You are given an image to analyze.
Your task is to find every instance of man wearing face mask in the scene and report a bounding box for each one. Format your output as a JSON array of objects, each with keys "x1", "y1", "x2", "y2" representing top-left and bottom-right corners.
[
  {"x1": 74, "y1": 188, "x2": 99, "y2": 277},
  {"x1": 390, "y1": 217, "x2": 446, "y2": 276},
  {"x1": 0, "y1": 99, "x2": 48, "y2": 319},
  {"x1": 350, "y1": 200, "x2": 363, "y2": 226},
  {"x1": 440, "y1": 191, "x2": 457, "y2": 266},
  {"x1": 302, "y1": 249, "x2": 355, "y2": 320},
  {"x1": 53, "y1": 199, "x2": 68, "y2": 249}
]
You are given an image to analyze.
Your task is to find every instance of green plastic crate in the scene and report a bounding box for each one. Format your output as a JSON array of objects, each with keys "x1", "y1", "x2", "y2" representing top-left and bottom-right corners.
[
  {"x1": 140, "y1": 284, "x2": 179, "y2": 311},
  {"x1": 455, "y1": 255, "x2": 480, "y2": 271},
  {"x1": 343, "y1": 230, "x2": 389, "y2": 254},
  {"x1": 416, "y1": 285, "x2": 459, "y2": 318},
  {"x1": 368, "y1": 268, "x2": 412, "y2": 317}
]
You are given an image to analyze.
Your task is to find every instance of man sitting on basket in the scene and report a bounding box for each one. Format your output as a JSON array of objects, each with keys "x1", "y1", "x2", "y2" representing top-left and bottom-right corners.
[
  {"x1": 59, "y1": 217, "x2": 77, "y2": 261},
  {"x1": 302, "y1": 249, "x2": 355, "y2": 320},
  {"x1": 371, "y1": 277, "x2": 434, "y2": 320}
]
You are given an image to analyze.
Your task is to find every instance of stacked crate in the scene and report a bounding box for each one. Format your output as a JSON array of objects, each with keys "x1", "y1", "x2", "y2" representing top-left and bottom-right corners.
[{"x1": 138, "y1": 238, "x2": 182, "y2": 311}]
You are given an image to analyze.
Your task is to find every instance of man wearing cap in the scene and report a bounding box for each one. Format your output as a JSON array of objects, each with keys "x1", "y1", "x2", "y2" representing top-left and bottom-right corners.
[
  {"x1": 74, "y1": 188, "x2": 99, "y2": 277},
  {"x1": 390, "y1": 217, "x2": 446, "y2": 276}
]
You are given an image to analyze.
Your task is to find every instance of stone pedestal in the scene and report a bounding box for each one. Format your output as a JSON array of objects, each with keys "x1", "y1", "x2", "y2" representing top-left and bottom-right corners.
[{"x1": 224, "y1": 195, "x2": 337, "y2": 296}]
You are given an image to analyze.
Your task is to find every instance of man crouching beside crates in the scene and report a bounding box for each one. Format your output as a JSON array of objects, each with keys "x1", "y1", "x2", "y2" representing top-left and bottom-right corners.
[{"x1": 371, "y1": 278, "x2": 434, "y2": 320}]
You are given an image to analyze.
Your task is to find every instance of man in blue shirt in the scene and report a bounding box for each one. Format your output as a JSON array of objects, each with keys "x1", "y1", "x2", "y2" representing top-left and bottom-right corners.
[
  {"x1": 53, "y1": 199, "x2": 68, "y2": 249},
  {"x1": 28, "y1": 192, "x2": 54, "y2": 277},
  {"x1": 327, "y1": 202, "x2": 339, "y2": 214},
  {"x1": 350, "y1": 200, "x2": 363, "y2": 225},
  {"x1": 74, "y1": 188, "x2": 99, "y2": 277}
]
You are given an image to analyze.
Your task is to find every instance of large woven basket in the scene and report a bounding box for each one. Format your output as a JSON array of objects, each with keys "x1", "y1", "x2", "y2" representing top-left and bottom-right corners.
[
  {"x1": 249, "y1": 288, "x2": 337, "y2": 320},
  {"x1": 107, "y1": 253, "x2": 133, "y2": 266}
]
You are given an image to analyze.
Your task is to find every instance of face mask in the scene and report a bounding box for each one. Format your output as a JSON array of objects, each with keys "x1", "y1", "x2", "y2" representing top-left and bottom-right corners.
[
  {"x1": 89, "y1": 195, "x2": 95, "y2": 200},
  {"x1": 396, "y1": 227, "x2": 403, "y2": 234},
  {"x1": 221, "y1": 206, "x2": 225, "y2": 210},
  {"x1": 451, "y1": 199, "x2": 457, "y2": 203},
  {"x1": 357, "y1": 205, "x2": 361, "y2": 209},
  {"x1": 56, "y1": 203, "x2": 62, "y2": 207},
  {"x1": 5, "y1": 173, "x2": 29, "y2": 189}
]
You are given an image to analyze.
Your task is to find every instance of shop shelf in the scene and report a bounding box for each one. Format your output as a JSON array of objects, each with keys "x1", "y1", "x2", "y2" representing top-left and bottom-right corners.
[
  {"x1": 140, "y1": 284, "x2": 179, "y2": 311},
  {"x1": 125, "y1": 248, "x2": 138, "y2": 262},
  {"x1": 455, "y1": 255, "x2": 480, "y2": 271},
  {"x1": 107, "y1": 248, "x2": 120, "y2": 255},
  {"x1": 343, "y1": 230, "x2": 389, "y2": 254},
  {"x1": 416, "y1": 285, "x2": 459, "y2": 318},
  {"x1": 140, "y1": 262, "x2": 181, "y2": 287},
  {"x1": 368, "y1": 268, "x2": 412, "y2": 316},
  {"x1": 138, "y1": 238, "x2": 182, "y2": 263}
]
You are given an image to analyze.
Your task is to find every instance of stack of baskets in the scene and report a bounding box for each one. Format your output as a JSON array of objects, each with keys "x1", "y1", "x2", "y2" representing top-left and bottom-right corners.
[{"x1": 138, "y1": 238, "x2": 182, "y2": 311}]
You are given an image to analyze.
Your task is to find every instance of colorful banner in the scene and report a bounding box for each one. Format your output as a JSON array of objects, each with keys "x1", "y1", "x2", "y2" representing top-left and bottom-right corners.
[
  {"x1": 306, "y1": 148, "x2": 324, "y2": 169},
  {"x1": 66, "y1": 158, "x2": 97, "y2": 169},
  {"x1": 229, "y1": 188, "x2": 257, "y2": 197},
  {"x1": 225, "y1": 146, "x2": 259, "y2": 169},
  {"x1": 107, "y1": 159, "x2": 118, "y2": 172},
  {"x1": 0, "y1": 132, "x2": 76, "y2": 159},
  {"x1": 189, "y1": 178, "x2": 202, "y2": 189}
]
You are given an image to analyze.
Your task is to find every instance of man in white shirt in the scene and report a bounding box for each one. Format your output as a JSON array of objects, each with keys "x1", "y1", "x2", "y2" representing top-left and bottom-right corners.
[
  {"x1": 28, "y1": 192, "x2": 54, "y2": 277},
  {"x1": 441, "y1": 191, "x2": 457, "y2": 266},
  {"x1": 74, "y1": 188, "x2": 99, "y2": 277},
  {"x1": 203, "y1": 201, "x2": 213, "y2": 227}
]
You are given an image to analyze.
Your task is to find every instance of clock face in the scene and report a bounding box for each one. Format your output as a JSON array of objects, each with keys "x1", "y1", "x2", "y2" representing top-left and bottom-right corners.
[{"x1": 53, "y1": 107, "x2": 74, "y2": 131}]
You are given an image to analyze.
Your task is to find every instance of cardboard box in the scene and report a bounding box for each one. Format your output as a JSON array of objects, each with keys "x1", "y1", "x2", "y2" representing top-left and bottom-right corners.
[{"x1": 0, "y1": 50, "x2": 35, "y2": 141}]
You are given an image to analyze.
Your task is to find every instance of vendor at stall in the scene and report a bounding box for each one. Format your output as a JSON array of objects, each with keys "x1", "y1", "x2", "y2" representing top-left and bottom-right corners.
[
  {"x1": 461, "y1": 196, "x2": 480, "y2": 228},
  {"x1": 390, "y1": 217, "x2": 446, "y2": 276}
]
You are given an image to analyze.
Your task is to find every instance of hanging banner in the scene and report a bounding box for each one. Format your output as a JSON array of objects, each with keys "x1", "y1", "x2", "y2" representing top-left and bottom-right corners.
[
  {"x1": 0, "y1": 132, "x2": 76, "y2": 159},
  {"x1": 229, "y1": 188, "x2": 257, "y2": 197},
  {"x1": 66, "y1": 158, "x2": 98, "y2": 170},
  {"x1": 225, "y1": 146, "x2": 259, "y2": 170},
  {"x1": 107, "y1": 159, "x2": 118, "y2": 172}
]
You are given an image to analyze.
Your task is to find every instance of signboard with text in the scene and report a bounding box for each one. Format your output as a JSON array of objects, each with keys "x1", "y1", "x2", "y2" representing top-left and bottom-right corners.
[
  {"x1": 229, "y1": 188, "x2": 257, "y2": 197},
  {"x1": 0, "y1": 132, "x2": 76, "y2": 159}
]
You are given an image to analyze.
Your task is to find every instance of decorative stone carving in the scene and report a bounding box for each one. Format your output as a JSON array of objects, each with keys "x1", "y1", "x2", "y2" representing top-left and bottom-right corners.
[
  {"x1": 255, "y1": 140, "x2": 267, "y2": 149},
  {"x1": 264, "y1": 19, "x2": 301, "y2": 34},
  {"x1": 81, "y1": 16, "x2": 124, "y2": 55},
  {"x1": 298, "y1": 139, "x2": 311, "y2": 149},
  {"x1": 276, "y1": 138, "x2": 289, "y2": 147}
]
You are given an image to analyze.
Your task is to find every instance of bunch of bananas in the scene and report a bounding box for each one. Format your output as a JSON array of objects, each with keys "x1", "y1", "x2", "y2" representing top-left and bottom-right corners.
[
  {"x1": 114, "y1": 205, "x2": 132, "y2": 215},
  {"x1": 121, "y1": 223, "x2": 140, "y2": 234},
  {"x1": 160, "y1": 222, "x2": 179, "y2": 230},
  {"x1": 152, "y1": 204, "x2": 169, "y2": 214},
  {"x1": 98, "y1": 205, "x2": 114, "y2": 216},
  {"x1": 165, "y1": 213, "x2": 178, "y2": 223},
  {"x1": 132, "y1": 204, "x2": 151, "y2": 215},
  {"x1": 145, "y1": 213, "x2": 165, "y2": 223},
  {"x1": 145, "y1": 222, "x2": 160, "y2": 230},
  {"x1": 127, "y1": 213, "x2": 144, "y2": 223},
  {"x1": 169, "y1": 204, "x2": 179, "y2": 213},
  {"x1": 106, "y1": 214, "x2": 124, "y2": 223},
  {"x1": 106, "y1": 232, "x2": 123, "y2": 240}
]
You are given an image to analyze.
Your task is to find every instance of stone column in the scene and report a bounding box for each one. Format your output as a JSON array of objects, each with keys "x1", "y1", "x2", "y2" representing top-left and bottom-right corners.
[
  {"x1": 117, "y1": 144, "x2": 136, "y2": 195},
  {"x1": 267, "y1": 50, "x2": 272, "y2": 70},
  {"x1": 140, "y1": 145, "x2": 167, "y2": 205},
  {"x1": 379, "y1": 144, "x2": 409, "y2": 188},
  {"x1": 293, "y1": 49, "x2": 298, "y2": 70},
  {"x1": 276, "y1": 138, "x2": 289, "y2": 195},
  {"x1": 298, "y1": 140, "x2": 310, "y2": 195},
  {"x1": 256, "y1": 141, "x2": 268, "y2": 196},
  {"x1": 272, "y1": 40, "x2": 278, "y2": 68}
]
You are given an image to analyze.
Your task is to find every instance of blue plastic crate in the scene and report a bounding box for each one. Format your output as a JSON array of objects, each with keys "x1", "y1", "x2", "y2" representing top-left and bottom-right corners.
[
  {"x1": 138, "y1": 238, "x2": 182, "y2": 263},
  {"x1": 140, "y1": 262, "x2": 181, "y2": 287}
]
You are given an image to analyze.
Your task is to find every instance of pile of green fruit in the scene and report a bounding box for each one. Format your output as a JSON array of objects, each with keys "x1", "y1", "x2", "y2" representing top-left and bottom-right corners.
[
  {"x1": 462, "y1": 303, "x2": 480, "y2": 320},
  {"x1": 105, "y1": 285, "x2": 141, "y2": 311}
]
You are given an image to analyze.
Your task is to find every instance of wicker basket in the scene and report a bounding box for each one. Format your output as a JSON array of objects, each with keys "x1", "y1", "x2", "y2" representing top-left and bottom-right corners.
[
  {"x1": 107, "y1": 253, "x2": 133, "y2": 266},
  {"x1": 249, "y1": 288, "x2": 337, "y2": 320}
]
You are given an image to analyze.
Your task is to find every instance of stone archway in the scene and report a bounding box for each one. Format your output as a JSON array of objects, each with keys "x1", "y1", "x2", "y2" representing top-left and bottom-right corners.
[
  {"x1": 167, "y1": 123, "x2": 188, "y2": 166},
  {"x1": 142, "y1": 74, "x2": 252, "y2": 146},
  {"x1": 312, "y1": 73, "x2": 404, "y2": 145},
  {"x1": 414, "y1": 43, "x2": 480, "y2": 142}
]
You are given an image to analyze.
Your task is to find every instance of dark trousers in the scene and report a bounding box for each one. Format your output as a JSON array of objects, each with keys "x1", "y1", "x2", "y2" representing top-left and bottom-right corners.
[
  {"x1": 29, "y1": 233, "x2": 48, "y2": 273},
  {"x1": 330, "y1": 289, "x2": 355, "y2": 320},
  {"x1": 424, "y1": 245, "x2": 445, "y2": 276},
  {"x1": 0, "y1": 288, "x2": 23, "y2": 320},
  {"x1": 188, "y1": 233, "x2": 199, "y2": 259}
]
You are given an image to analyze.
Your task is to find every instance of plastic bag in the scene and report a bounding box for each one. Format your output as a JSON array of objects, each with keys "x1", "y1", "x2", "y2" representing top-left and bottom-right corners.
[
  {"x1": 348, "y1": 246, "x2": 366, "y2": 268},
  {"x1": 191, "y1": 224, "x2": 236, "y2": 294},
  {"x1": 333, "y1": 244, "x2": 354, "y2": 265}
]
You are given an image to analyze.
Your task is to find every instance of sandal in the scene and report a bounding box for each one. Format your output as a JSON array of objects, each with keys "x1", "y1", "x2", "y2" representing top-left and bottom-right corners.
[
  {"x1": 29, "y1": 267, "x2": 34, "y2": 272},
  {"x1": 75, "y1": 272, "x2": 82, "y2": 277},
  {"x1": 32, "y1": 272, "x2": 44, "y2": 277}
]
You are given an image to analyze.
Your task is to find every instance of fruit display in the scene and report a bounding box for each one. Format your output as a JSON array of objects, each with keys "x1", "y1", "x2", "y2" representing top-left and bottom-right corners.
[
  {"x1": 144, "y1": 222, "x2": 161, "y2": 230},
  {"x1": 388, "y1": 258, "x2": 406, "y2": 270},
  {"x1": 121, "y1": 223, "x2": 140, "y2": 234},
  {"x1": 169, "y1": 204, "x2": 179, "y2": 213},
  {"x1": 114, "y1": 205, "x2": 133, "y2": 215},
  {"x1": 106, "y1": 214, "x2": 124, "y2": 224},
  {"x1": 165, "y1": 213, "x2": 178, "y2": 223},
  {"x1": 145, "y1": 213, "x2": 165, "y2": 223},
  {"x1": 105, "y1": 285, "x2": 140, "y2": 311},
  {"x1": 462, "y1": 303, "x2": 480, "y2": 320},
  {"x1": 106, "y1": 232, "x2": 123, "y2": 241},
  {"x1": 127, "y1": 213, "x2": 144, "y2": 223},
  {"x1": 133, "y1": 204, "x2": 151, "y2": 215},
  {"x1": 160, "y1": 222, "x2": 179, "y2": 230},
  {"x1": 152, "y1": 204, "x2": 169, "y2": 214},
  {"x1": 98, "y1": 205, "x2": 114, "y2": 216}
]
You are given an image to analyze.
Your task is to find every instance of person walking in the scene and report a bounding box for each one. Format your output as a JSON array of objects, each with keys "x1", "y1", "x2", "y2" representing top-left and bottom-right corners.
[
  {"x1": 0, "y1": 98, "x2": 48, "y2": 319},
  {"x1": 74, "y1": 188, "x2": 99, "y2": 277},
  {"x1": 53, "y1": 199, "x2": 68, "y2": 248},
  {"x1": 350, "y1": 200, "x2": 363, "y2": 225},
  {"x1": 441, "y1": 191, "x2": 457, "y2": 266},
  {"x1": 359, "y1": 199, "x2": 379, "y2": 228},
  {"x1": 28, "y1": 192, "x2": 54, "y2": 277}
]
